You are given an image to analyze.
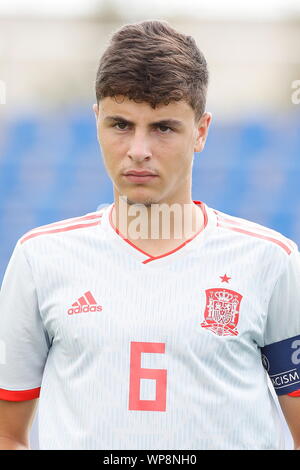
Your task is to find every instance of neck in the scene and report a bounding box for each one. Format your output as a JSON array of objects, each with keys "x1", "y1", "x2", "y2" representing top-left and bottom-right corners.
[{"x1": 111, "y1": 197, "x2": 204, "y2": 243}]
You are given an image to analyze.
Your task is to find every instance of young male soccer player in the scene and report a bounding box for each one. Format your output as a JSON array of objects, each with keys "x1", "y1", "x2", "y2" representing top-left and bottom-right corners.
[{"x1": 0, "y1": 20, "x2": 300, "y2": 450}]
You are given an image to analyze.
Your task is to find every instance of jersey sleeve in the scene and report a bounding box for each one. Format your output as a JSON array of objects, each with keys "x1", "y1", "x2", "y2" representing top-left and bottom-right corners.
[
  {"x1": 0, "y1": 240, "x2": 50, "y2": 401},
  {"x1": 261, "y1": 247, "x2": 300, "y2": 396}
]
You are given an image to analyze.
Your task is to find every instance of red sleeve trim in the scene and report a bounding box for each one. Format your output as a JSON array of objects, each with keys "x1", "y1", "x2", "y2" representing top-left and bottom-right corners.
[
  {"x1": 287, "y1": 389, "x2": 300, "y2": 397},
  {"x1": 0, "y1": 387, "x2": 40, "y2": 401}
]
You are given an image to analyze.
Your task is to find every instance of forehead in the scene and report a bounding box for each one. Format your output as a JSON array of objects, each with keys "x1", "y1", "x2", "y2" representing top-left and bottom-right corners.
[{"x1": 98, "y1": 95, "x2": 195, "y2": 122}]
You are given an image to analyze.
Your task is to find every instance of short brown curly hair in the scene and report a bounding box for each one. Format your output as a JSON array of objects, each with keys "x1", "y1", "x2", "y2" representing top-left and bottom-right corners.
[{"x1": 95, "y1": 20, "x2": 209, "y2": 121}]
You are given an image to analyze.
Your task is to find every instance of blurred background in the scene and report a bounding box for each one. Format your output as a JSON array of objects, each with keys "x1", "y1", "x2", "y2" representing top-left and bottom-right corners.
[{"x1": 0, "y1": 0, "x2": 299, "y2": 450}]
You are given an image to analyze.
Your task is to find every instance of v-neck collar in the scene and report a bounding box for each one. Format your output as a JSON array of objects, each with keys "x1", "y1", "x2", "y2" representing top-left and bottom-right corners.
[{"x1": 100, "y1": 200, "x2": 216, "y2": 265}]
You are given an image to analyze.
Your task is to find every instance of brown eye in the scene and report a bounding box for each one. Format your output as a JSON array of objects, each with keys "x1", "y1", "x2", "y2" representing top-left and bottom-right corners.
[
  {"x1": 114, "y1": 121, "x2": 128, "y2": 130},
  {"x1": 158, "y1": 125, "x2": 171, "y2": 133}
]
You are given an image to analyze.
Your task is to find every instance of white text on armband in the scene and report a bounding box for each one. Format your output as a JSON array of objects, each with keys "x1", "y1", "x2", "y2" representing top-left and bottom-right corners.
[{"x1": 261, "y1": 335, "x2": 300, "y2": 395}]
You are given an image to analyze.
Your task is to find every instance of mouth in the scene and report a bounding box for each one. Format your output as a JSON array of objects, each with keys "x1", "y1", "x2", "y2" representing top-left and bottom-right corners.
[
  {"x1": 123, "y1": 174, "x2": 158, "y2": 183},
  {"x1": 122, "y1": 170, "x2": 159, "y2": 184}
]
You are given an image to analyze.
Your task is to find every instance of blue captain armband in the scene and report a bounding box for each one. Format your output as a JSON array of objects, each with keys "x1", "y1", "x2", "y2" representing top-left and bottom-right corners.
[{"x1": 261, "y1": 335, "x2": 300, "y2": 396}]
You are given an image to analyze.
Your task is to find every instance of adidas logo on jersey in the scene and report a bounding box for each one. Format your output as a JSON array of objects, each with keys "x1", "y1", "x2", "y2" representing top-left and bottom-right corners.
[{"x1": 68, "y1": 291, "x2": 103, "y2": 315}]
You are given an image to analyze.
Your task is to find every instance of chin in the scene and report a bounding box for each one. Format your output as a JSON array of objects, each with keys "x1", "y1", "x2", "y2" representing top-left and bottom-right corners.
[
  {"x1": 119, "y1": 192, "x2": 158, "y2": 208},
  {"x1": 127, "y1": 197, "x2": 155, "y2": 208}
]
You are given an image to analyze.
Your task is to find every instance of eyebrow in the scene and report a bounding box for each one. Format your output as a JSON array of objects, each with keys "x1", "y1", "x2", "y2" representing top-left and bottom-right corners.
[{"x1": 104, "y1": 115, "x2": 184, "y2": 129}]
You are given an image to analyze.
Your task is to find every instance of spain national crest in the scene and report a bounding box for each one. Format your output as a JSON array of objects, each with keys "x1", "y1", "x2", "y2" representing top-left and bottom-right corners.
[{"x1": 201, "y1": 288, "x2": 243, "y2": 337}]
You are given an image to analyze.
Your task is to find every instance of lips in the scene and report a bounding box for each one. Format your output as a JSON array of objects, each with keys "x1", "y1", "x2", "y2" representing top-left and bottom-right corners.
[
  {"x1": 123, "y1": 170, "x2": 157, "y2": 176},
  {"x1": 123, "y1": 170, "x2": 158, "y2": 183}
]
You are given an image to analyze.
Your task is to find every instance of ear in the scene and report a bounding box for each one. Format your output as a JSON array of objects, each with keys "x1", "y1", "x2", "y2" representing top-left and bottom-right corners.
[
  {"x1": 194, "y1": 112, "x2": 212, "y2": 153},
  {"x1": 93, "y1": 103, "x2": 99, "y2": 122}
]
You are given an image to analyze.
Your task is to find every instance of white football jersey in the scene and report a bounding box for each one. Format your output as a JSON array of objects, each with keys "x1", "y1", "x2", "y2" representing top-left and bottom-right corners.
[{"x1": 0, "y1": 201, "x2": 300, "y2": 450}]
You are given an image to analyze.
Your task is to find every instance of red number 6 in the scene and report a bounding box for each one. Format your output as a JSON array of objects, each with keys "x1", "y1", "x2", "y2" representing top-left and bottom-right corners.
[{"x1": 128, "y1": 341, "x2": 167, "y2": 411}]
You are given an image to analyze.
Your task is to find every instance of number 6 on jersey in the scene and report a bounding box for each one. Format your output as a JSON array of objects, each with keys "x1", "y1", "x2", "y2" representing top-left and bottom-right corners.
[{"x1": 128, "y1": 341, "x2": 167, "y2": 411}]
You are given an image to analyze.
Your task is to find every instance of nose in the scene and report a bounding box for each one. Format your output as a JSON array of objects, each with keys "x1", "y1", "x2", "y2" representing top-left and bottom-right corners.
[{"x1": 127, "y1": 130, "x2": 152, "y2": 162}]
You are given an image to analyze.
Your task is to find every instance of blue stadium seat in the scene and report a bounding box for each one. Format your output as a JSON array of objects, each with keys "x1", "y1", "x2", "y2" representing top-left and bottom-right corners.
[{"x1": 1, "y1": 110, "x2": 300, "y2": 281}]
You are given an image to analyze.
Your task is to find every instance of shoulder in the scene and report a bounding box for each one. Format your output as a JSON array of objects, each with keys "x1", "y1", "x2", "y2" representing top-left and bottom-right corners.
[
  {"x1": 19, "y1": 207, "x2": 107, "y2": 247},
  {"x1": 212, "y1": 207, "x2": 298, "y2": 257}
]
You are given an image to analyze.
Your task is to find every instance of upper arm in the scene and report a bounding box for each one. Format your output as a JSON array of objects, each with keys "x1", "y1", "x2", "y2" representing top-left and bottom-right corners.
[
  {"x1": 0, "y1": 240, "x2": 49, "y2": 401},
  {"x1": 278, "y1": 395, "x2": 300, "y2": 449},
  {"x1": 0, "y1": 398, "x2": 38, "y2": 449},
  {"x1": 260, "y1": 248, "x2": 300, "y2": 397}
]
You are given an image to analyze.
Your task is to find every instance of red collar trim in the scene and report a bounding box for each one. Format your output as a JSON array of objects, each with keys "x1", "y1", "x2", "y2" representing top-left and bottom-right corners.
[{"x1": 108, "y1": 200, "x2": 208, "y2": 263}]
